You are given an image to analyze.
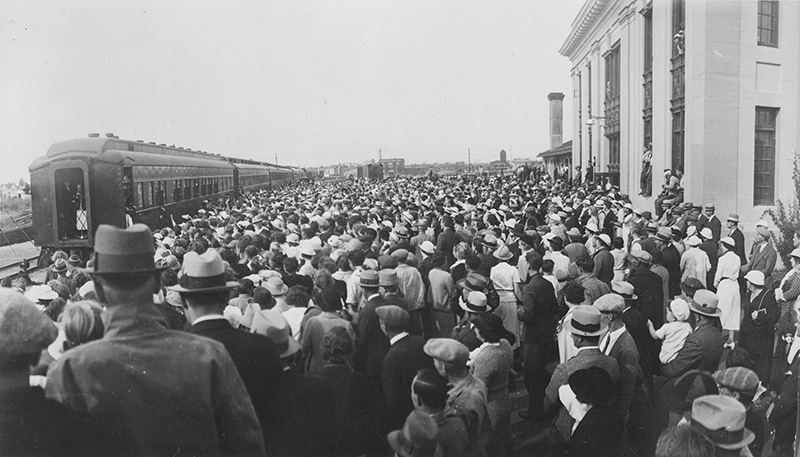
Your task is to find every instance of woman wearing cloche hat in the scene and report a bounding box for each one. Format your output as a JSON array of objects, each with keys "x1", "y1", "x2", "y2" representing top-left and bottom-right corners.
[{"x1": 714, "y1": 237, "x2": 741, "y2": 346}]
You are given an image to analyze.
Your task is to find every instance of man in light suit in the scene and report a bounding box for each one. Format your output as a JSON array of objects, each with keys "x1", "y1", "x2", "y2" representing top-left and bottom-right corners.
[{"x1": 543, "y1": 305, "x2": 621, "y2": 441}]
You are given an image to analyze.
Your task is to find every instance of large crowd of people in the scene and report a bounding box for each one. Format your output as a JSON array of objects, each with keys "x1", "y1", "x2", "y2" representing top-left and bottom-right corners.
[{"x1": 0, "y1": 169, "x2": 795, "y2": 457}]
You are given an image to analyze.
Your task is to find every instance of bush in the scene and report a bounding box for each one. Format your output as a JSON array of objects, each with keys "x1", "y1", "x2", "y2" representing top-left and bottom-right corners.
[{"x1": 768, "y1": 148, "x2": 800, "y2": 267}]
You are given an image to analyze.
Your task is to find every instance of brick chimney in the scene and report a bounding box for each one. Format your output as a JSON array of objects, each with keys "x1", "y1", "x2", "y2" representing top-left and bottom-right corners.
[{"x1": 548, "y1": 92, "x2": 565, "y2": 150}]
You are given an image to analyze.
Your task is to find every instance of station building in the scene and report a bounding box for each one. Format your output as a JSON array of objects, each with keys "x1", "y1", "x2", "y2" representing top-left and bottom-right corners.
[{"x1": 560, "y1": 0, "x2": 800, "y2": 236}]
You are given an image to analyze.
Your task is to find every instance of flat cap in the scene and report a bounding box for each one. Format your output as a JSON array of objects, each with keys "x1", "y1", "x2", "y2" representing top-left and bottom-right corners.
[
  {"x1": 593, "y1": 293, "x2": 625, "y2": 313},
  {"x1": 424, "y1": 338, "x2": 469, "y2": 364},
  {"x1": 713, "y1": 367, "x2": 759, "y2": 395},
  {"x1": 376, "y1": 305, "x2": 411, "y2": 329},
  {"x1": 0, "y1": 289, "x2": 58, "y2": 357}
]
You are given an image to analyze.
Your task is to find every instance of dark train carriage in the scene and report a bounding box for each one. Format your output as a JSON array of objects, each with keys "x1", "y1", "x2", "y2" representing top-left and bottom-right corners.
[
  {"x1": 232, "y1": 161, "x2": 273, "y2": 194},
  {"x1": 28, "y1": 135, "x2": 236, "y2": 255}
]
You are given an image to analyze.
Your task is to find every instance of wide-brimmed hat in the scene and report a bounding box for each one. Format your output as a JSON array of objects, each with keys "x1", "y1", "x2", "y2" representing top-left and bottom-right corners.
[
  {"x1": 264, "y1": 277, "x2": 289, "y2": 296},
  {"x1": 395, "y1": 226, "x2": 410, "y2": 239},
  {"x1": 662, "y1": 369, "x2": 719, "y2": 414},
  {"x1": 419, "y1": 241, "x2": 435, "y2": 256},
  {"x1": 471, "y1": 312, "x2": 515, "y2": 345},
  {"x1": 727, "y1": 214, "x2": 740, "y2": 224},
  {"x1": 0, "y1": 289, "x2": 58, "y2": 356},
  {"x1": 689, "y1": 289, "x2": 721, "y2": 316},
  {"x1": 564, "y1": 305, "x2": 608, "y2": 337},
  {"x1": 250, "y1": 309, "x2": 300, "y2": 358},
  {"x1": 84, "y1": 224, "x2": 166, "y2": 275},
  {"x1": 67, "y1": 254, "x2": 82, "y2": 267},
  {"x1": 456, "y1": 273, "x2": 489, "y2": 292},
  {"x1": 690, "y1": 395, "x2": 755, "y2": 451},
  {"x1": 569, "y1": 366, "x2": 615, "y2": 406},
  {"x1": 595, "y1": 234, "x2": 611, "y2": 248},
  {"x1": 493, "y1": 245, "x2": 513, "y2": 261},
  {"x1": 25, "y1": 285, "x2": 58, "y2": 304},
  {"x1": 52, "y1": 258, "x2": 68, "y2": 273},
  {"x1": 170, "y1": 250, "x2": 238, "y2": 294},
  {"x1": 655, "y1": 227, "x2": 673, "y2": 243},
  {"x1": 387, "y1": 411, "x2": 442, "y2": 457},
  {"x1": 460, "y1": 291, "x2": 488, "y2": 314},
  {"x1": 359, "y1": 270, "x2": 380, "y2": 288}
]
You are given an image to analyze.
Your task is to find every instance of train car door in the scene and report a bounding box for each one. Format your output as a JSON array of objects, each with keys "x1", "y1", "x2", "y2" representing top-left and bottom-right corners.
[{"x1": 52, "y1": 161, "x2": 90, "y2": 243}]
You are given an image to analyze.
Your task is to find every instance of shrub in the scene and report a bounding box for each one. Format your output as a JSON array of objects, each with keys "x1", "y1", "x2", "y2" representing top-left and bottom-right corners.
[{"x1": 768, "y1": 148, "x2": 800, "y2": 267}]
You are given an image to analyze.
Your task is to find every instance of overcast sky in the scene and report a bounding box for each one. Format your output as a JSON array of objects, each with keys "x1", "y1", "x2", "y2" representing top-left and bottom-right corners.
[{"x1": 0, "y1": 0, "x2": 584, "y2": 184}]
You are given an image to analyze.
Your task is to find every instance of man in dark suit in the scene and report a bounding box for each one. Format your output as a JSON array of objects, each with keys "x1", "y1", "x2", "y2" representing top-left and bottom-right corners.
[
  {"x1": 698, "y1": 227, "x2": 720, "y2": 291},
  {"x1": 696, "y1": 202, "x2": 722, "y2": 242},
  {"x1": 436, "y1": 215, "x2": 461, "y2": 268},
  {"x1": 769, "y1": 321, "x2": 800, "y2": 457},
  {"x1": 627, "y1": 250, "x2": 665, "y2": 328},
  {"x1": 543, "y1": 305, "x2": 620, "y2": 441},
  {"x1": 378, "y1": 305, "x2": 434, "y2": 432},
  {"x1": 726, "y1": 214, "x2": 747, "y2": 265},
  {"x1": 662, "y1": 290, "x2": 725, "y2": 380},
  {"x1": 655, "y1": 227, "x2": 682, "y2": 298},
  {"x1": 176, "y1": 249, "x2": 283, "y2": 447},
  {"x1": 518, "y1": 251, "x2": 560, "y2": 422},
  {"x1": 592, "y1": 234, "x2": 615, "y2": 287},
  {"x1": 614, "y1": 281, "x2": 657, "y2": 387}
]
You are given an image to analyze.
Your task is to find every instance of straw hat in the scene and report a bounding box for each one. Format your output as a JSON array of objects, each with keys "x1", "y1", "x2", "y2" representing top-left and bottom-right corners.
[{"x1": 170, "y1": 250, "x2": 238, "y2": 294}]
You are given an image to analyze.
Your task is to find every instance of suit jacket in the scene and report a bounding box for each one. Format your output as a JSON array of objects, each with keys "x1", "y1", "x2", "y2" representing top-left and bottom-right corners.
[
  {"x1": 592, "y1": 248, "x2": 615, "y2": 286},
  {"x1": 622, "y1": 307, "x2": 657, "y2": 378},
  {"x1": 437, "y1": 228, "x2": 461, "y2": 268},
  {"x1": 661, "y1": 244, "x2": 682, "y2": 298},
  {"x1": 769, "y1": 352, "x2": 800, "y2": 450},
  {"x1": 662, "y1": 319, "x2": 724, "y2": 379},
  {"x1": 729, "y1": 227, "x2": 747, "y2": 264},
  {"x1": 628, "y1": 265, "x2": 666, "y2": 327},
  {"x1": 381, "y1": 335, "x2": 435, "y2": 431},
  {"x1": 355, "y1": 295, "x2": 391, "y2": 377},
  {"x1": 744, "y1": 241, "x2": 778, "y2": 286},
  {"x1": 519, "y1": 273, "x2": 559, "y2": 344},
  {"x1": 544, "y1": 348, "x2": 620, "y2": 439},
  {"x1": 606, "y1": 330, "x2": 643, "y2": 422},
  {"x1": 563, "y1": 406, "x2": 623, "y2": 457},
  {"x1": 188, "y1": 318, "x2": 282, "y2": 443}
]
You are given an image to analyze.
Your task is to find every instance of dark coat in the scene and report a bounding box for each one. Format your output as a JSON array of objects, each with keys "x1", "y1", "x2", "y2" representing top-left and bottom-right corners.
[
  {"x1": 730, "y1": 227, "x2": 747, "y2": 265},
  {"x1": 519, "y1": 273, "x2": 559, "y2": 345},
  {"x1": 188, "y1": 318, "x2": 282, "y2": 443},
  {"x1": 436, "y1": 228, "x2": 461, "y2": 268},
  {"x1": 354, "y1": 295, "x2": 391, "y2": 377},
  {"x1": 739, "y1": 287, "x2": 780, "y2": 383},
  {"x1": 563, "y1": 406, "x2": 624, "y2": 457},
  {"x1": 627, "y1": 264, "x2": 666, "y2": 327},
  {"x1": 699, "y1": 240, "x2": 719, "y2": 290},
  {"x1": 745, "y1": 241, "x2": 778, "y2": 286},
  {"x1": 381, "y1": 335, "x2": 435, "y2": 432},
  {"x1": 311, "y1": 364, "x2": 381, "y2": 456},
  {"x1": 622, "y1": 306, "x2": 658, "y2": 378},
  {"x1": 769, "y1": 352, "x2": 800, "y2": 452},
  {"x1": 451, "y1": 314, "x2": 484, "y2": 351},
  {"x1": 662, "y1": 318, "x2": 724, "y2": 379},
  {"x1": 1, "y1": 386, "x2": 112, "y2": 456},
  {"x1": 606, "y1": 330, "x2": 643, "y2": 422},
  {"x1": 592, "y1": 248, "x2": 614, "y2": 286},
  {"x1": 661, "y1": 244, "x2": 682, "y2": 298}
]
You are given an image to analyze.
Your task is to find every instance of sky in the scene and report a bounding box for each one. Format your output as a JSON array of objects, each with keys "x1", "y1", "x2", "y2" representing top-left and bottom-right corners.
[{"x1": 0, "y1": 0, "x2": 584, "y2": 184}]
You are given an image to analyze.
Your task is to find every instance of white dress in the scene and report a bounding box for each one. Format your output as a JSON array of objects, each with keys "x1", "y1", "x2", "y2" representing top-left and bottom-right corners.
[{"x1": 714, "y1": 251, "x2": 742, "y2": 331}]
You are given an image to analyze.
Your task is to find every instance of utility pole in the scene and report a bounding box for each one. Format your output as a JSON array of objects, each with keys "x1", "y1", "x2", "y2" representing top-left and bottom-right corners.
[
  {"x1": 468, "y1": 148, "x2": 471, "y2": 172},
  {"x1": 379, "y1": 148, "x2": 382, "y2": 161},
  {"x1": 275, "y1": 153, "x2": 278, "y2": 164}
]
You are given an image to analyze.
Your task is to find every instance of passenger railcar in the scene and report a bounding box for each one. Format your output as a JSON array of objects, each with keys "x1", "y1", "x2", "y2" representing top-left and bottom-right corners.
[{"x1": 29, "y1": 133, "x2": 302, "y2": 256}]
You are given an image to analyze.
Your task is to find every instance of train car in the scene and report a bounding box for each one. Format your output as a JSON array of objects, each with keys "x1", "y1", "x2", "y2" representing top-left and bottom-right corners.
[{"x1": 28, "y1": 133, "x2": 301, "y2": 257}]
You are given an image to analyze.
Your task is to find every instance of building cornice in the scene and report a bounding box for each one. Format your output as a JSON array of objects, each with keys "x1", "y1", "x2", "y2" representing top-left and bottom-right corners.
[{"x1": 559, "y1": 0, "x2": 611, "y2": 58}]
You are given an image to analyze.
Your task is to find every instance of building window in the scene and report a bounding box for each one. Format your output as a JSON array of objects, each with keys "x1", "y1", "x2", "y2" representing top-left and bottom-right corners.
[
  {"x1": 758, "y1": 0, "x2": 779, "y2": 47},
  {"x1": 604, "y1": 44, "x2": 621, "y2": 185},
  {"x1": 643, "y1": 7, "x2": 653, "y2": 148},
  {"x1": 754, "y1": 107, "x2": 778, "y2": 205},
  {"x1": 671, "y1": 0, "x2": 686, "y2": 171}
]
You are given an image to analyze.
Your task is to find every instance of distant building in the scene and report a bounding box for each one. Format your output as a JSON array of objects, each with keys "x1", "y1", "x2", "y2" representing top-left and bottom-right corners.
[
  {"x1": 379, "y1": 158, "x2": 405, "y2": 176},
  {"x1": 489, "y1": 150, "x2": 513, "y2": 173},
  {"x1": 538, "y1": 92, "x2": 572, "y2": 178}
]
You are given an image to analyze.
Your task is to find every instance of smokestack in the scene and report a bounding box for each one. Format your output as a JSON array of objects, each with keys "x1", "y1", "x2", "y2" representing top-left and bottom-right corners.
[
  {"x1": 500, "y1": 150, "x2": 507, "y2": 163},
  {"x1": 548, "y1": 92, "x2": 565, "y2": 150}
]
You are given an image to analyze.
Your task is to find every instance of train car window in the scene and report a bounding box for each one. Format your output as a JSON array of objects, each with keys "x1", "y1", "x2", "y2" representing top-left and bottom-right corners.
[
  {"x1": 54, "y1": 167, "x2": 88, "y2": 241},
  {"x1": 184, "y1": 179, "x2": 191, "y2": 200},
  {"x1": 155, "y1": 181, "x2": 166, "y2": 206},
  {"x1": 135, "y1": 183, "x2": 144, "y2": 209},
  {"x1": 143, "y1": 182, "x2": 153, "y2": 208},
  {"x1": 214, "y1": 178, "x2": 219, "y2": 193},
  {"x1": 193, "y1": 179, "x2": 200, "y2": 198},
  {"x1": 173, "y1": 179, "x2": 182, "y2": 202}
]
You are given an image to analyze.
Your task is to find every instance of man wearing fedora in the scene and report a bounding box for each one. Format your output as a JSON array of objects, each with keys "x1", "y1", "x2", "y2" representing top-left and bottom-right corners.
[
  {"x1": 726, "y1": 214, "x2": 747, "y2": 265},
  {"x1": 662, "y1": 290, "x2": 725, "y2": 380},
  {"x1": 45, "y1": 224, "x2": 265, "y2": 456},
  {"x1": 174, "y1": 249, "x2": 283, "y2": 449},
  {"x1": 451, "y1": 291, "x2": 490, "y2": 351},
  {"x1": 543, "y1": 305, "x2": 620, "y2": 441},
  {"x1": 379, "y1": 305, "x2": 434, "y2": 433},
  {"x1": 690, "y1": 395, "x2": 755, "y2": 457},
  {"x1": 354, "y1": 269, "x2": 396, "y2": 392}
]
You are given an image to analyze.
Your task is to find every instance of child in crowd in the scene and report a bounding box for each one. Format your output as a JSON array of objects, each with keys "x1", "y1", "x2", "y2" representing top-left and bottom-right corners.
[{"x1": 647, "y1": 298, "x2": 693, "y2": 364}]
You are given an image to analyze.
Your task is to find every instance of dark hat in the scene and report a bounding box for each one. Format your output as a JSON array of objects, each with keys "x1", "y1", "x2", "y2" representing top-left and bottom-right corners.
[
  {"x1": 548, "y1": 236, "x2": 564, "y2": 250},
  {"x1": 661, "y1": 369, "x2": 719, "y2": 414},
  {"x1": 471, "y1": 312, "x2": 516, "y2": 345},
  {"x1": 170, "y1": 250, "x2": 239, "y2": 294},
  {"x1": 641, "y1": 211, "x2": 653, "y2": 221},
  {"x1": 67, "y1": 254, "x2": 82, "y2": 266},
  {"x1": 456, "y1": 273, "x2": 489, "y2": 292},
  {"x1": 655, "y1": 227, "x2": 673, "y2": 242},
  {"x1": 52, "y1": 258, "x2": 68, "y2": 273},
  {"x1": 387, "y1": 411, "x2": 442, "y2": 457},
  {"x1": 359, "y1": 270, "x2": 380, "y2": 288},
  {"x1": 252, "y1": 287, "x2": 276, "y2": 309},
  {"x1": 680, "y1": 278, "x2": 705, "y2": 295},
  {"x1": 569, "y1": 366, "x2": 615, "y2": 406},
  {"x1": 378, "y1": 255, "x2": 399, "y2": 270},
  {"x1": 84, "y1": 224, "x2": 166, "y2": 275}
]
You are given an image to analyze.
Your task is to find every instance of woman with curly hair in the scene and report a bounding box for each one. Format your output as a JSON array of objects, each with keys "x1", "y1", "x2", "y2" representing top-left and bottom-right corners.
[{"x1": 450, "y1": 242, "x2": 473, "y2": 284}]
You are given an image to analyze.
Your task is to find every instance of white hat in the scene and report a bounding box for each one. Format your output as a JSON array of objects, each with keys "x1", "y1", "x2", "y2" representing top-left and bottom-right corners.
[
  {"x1": 687, "y1": 235, "x2": 702, "y2": 247},
  {"x1": 744, "y1": 270, "x2": 765, "y2": 286},
  {"x1": 420, "y1": 241, "x2": 435, "y2": 256}
]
